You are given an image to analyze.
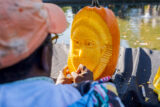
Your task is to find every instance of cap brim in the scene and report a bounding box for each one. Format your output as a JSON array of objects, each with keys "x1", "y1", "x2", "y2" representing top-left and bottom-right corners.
[{"x1": 44, "y1": 3, "x2": 67, "y2": 33}]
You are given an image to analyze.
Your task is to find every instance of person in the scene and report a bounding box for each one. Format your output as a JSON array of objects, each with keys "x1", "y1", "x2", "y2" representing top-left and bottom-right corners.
[{"x1": 0, "y1": 0, "x2": 124, "y2": 107}]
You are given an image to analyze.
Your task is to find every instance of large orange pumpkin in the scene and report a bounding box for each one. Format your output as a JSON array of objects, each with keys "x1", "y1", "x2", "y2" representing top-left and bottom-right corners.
[{"x1": 67, "y1": 2, "x2": 120, "y2": 80}]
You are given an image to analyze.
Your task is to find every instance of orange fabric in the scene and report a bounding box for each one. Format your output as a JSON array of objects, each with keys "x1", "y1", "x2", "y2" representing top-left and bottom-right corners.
[{"x1": 0, "y1": 0, "x2": 67, "y2": 69}]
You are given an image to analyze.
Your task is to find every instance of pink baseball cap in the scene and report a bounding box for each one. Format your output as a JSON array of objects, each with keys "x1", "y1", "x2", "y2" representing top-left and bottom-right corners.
[{"x1": 0, "y1": 0, "x2": 67, "y2": 69}]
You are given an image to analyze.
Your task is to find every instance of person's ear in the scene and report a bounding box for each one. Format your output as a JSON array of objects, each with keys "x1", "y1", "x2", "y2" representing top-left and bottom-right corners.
[{"x1": 41, "y1": 46, "x2": 51, "y2": 72}]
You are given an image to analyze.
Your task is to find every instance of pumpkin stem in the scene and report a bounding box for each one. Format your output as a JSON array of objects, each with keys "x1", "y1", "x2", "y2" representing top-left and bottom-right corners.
[{"x1": 91, "y1": 0, "x2": 100, "y2": 7}]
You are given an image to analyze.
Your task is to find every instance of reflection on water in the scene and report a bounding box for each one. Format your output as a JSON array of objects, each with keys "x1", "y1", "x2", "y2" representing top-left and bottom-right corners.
[{"x1": 57, "y1": 4, "x2": 160, "y2": 50}]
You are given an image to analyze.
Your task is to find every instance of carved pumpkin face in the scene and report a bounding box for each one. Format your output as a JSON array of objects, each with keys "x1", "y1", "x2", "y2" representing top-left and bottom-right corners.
[
  {"x1": 70, "y1": 26, "x2": 102, "y2": 71},
  {"x1": 68, "y1": 6, "x2": 120, "y2": 80}
]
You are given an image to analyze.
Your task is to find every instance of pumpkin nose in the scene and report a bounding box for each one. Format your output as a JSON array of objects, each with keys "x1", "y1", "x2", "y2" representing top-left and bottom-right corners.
[
  {"x1": 78, "y1": 49, "x2": 82, "y2": 57},
  {"x1": 78, "y1": 48, "x2": 86, "y2": 57}
]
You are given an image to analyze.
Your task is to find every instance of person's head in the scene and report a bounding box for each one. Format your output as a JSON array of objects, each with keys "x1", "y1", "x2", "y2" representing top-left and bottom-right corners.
[
  {"x1": 0, "y1": 34, "x2": 53, "y2": 83},
  {"x1": 0, "y1": 0, "x2": 67, "y2": 83}
]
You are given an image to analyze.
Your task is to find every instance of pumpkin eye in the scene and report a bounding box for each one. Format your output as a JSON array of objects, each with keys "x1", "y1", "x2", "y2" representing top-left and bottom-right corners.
[
  {"x1": 73, "y1": 40, "x2": 80, "y2": 45},
  {"x1": 86, "y1": 41, "x2": 95, "y2": 47}
]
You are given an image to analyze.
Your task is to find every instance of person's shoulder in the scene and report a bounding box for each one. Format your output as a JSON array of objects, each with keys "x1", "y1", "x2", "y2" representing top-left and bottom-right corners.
[
  {"x1": 54, "y1": 84, "x2": 81, "y2": 95},
  {"x1": 37, "y1": 82, "x2": 81, "y2": 98},
  {"x1": 44, "y1": 84, "x2": 82, "y2": 106}
]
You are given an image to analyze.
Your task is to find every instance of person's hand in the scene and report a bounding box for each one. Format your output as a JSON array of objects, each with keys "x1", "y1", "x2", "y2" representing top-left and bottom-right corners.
[
  {"x1": 71, "y1": 64, "x2": 93, "y2": 83},
  {"x1": 56, "y1": 64, "x2": 93, "y2": 84},
  {"x1": 56, "y1": 66, "x2": 73, "y2": 84}
]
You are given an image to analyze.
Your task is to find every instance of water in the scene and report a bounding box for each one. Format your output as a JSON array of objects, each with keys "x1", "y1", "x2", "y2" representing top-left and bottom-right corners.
[{"x1": 56, "y1": 4, "x2": 160, "y2": 50}]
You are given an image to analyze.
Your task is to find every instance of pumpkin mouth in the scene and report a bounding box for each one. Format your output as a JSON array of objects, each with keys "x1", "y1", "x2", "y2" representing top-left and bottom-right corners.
[{"x1": 72, "y1": 57, "x2": 99, "y2": 71}]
